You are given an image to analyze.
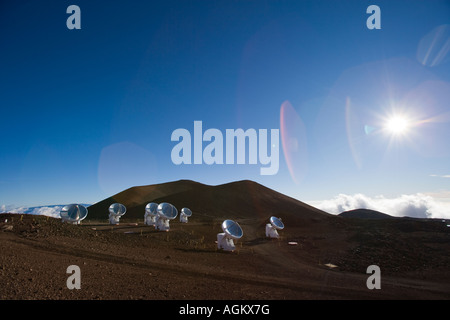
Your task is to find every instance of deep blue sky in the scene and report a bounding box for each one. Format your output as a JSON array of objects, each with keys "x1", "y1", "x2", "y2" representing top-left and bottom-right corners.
[{"x1": 1, "y1": 0, "x2": 450, "y2": 207}]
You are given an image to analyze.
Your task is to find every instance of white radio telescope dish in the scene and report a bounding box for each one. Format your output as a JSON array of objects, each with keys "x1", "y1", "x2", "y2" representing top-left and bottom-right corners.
[
  {"x1": 108, "y1": 203, "x2": 126, "y2": 225},
  {"x1": 155, "y1": 202, "x2": 178, "y2": 231},
  {"x1": 266, "y1": 216, "x2": 284, "y2": 238},
  {"x1": 144, "y1": 202, "x2": 158, "y2": 226},
  {"x1": 217, "y1": 219, "x2": 243, "y2": 252},
  {"x1": 60, "y1": 204, "x2": 88, "y2": 224},
  {"x1": 180, "y1": 207, "x2": 192, "y2": 223}
]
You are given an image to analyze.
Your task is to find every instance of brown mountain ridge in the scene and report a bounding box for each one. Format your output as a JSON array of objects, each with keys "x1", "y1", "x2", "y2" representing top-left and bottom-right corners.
[{"x1": 87, "y1": 179, "x2": 330, "y2": 224}]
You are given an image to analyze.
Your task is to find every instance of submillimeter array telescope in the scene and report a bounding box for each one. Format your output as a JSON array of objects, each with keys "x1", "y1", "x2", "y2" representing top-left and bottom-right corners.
[
  {"x1": 108, "y1": 203, "x2": 126, "y2": 225},
  {"x1": 265, "y1": 216, "x2": 284, "y2": 238},
  {"x1": 155, "y1": 202, "x2": 178, "y2": 231},
  {"x1": 60, "y1": 204, "x2": 88, "y2": 224},
  {"x1": 144, "y1": 202, "x2": 158, "y2": 226},
  {"x1": 217, "y1": 219, "x2": 243, "y2": 252},
  {"x1": 180, "y1": 207, "x2": 192, "y2": 223}
]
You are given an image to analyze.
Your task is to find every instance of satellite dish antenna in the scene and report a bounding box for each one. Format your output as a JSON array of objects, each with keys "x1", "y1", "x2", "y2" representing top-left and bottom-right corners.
[
  {"x1": 108, "y1": 203, "x2": 126, "y2": 225},
  {"x1": 60, "y1": 204, "x2": 88, "y2": 224},
  {"x1": 180, "y1": 207, "x2": 192, "y2": 223},
  {"x1": 265, "y1": 216, "x2": 284, "y2": 238},
  {"x1": 144, "y1": 202, "x2": 158, "y2": 226},
  {"x1": 217, "y1": 219, "x2": 243, "y2": 252},
  {"x1": 155, "y1": 202, "x2": 178, "y2": 231}
]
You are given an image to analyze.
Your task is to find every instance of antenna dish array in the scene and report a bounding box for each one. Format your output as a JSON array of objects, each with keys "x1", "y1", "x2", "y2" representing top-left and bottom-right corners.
[
  {"x1": 217, "y1": 219, "x2": 243, "y2": 251},
  {"x1": 60, "y1": 204, "x2": 88, "y2": 224},
  {"x1": 155, "y1": 202, "x2": 178, "y2": 232},
  {"x1": 61, "y1": 196, "x2": 291, "y2": 253},
  {"x1": 144, "y1": 202, "x2": 158, "y2": 226},
  {"x1": 61, "y1": 199, "x2": 252, "y2": 253},
  {"x1": 180, "y1": 207, "x2": 192, "y2": 223},
  {"x1": 265, "y1": 216, "x2": 284, "y2": 238},
  {"x1": 108, "y1": 203, "x2": 126, "y2": 225}
]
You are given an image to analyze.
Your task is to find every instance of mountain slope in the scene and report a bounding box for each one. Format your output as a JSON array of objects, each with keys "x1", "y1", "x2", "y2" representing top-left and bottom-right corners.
[{"x1": 87, "y1": 179, "x2": 331, "y2": 224}]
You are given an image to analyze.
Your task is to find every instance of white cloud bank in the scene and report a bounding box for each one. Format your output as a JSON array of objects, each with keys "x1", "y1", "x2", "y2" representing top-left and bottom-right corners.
[
  {"x1": 430, "y1": 174, "x2": 450, "y2": 178},
  {"x1": 0, "y1": 205, "x2": 63, "y2": 218},
  {"x1": 308, "y1": 193, "x2": 450, "y2": 219}
]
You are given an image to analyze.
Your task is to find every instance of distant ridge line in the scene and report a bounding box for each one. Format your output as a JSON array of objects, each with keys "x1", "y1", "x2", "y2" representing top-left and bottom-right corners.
[{"x1": 338, "y1": 208, "x2": 395, "y2": 219}]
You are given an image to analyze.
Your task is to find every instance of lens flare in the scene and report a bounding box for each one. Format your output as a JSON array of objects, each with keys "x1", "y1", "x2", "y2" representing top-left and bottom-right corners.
[
  {"x1": 280, "y1": 100, "x2": 308, "y2": 185},
  {"x1": 399, "y1": 80, "x2": 450, "y2": 157},
  {"x1": 417, "y1": 24, "x2": 450, "y2": 67},
  {"x1": 98, "y1": 142, "x2": 158, "y2": 196}
]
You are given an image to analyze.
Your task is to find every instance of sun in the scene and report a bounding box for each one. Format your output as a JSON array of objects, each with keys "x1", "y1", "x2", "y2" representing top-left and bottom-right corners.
[{"x1": 384, "y1": 115, "x2": 410, "y2": 136}]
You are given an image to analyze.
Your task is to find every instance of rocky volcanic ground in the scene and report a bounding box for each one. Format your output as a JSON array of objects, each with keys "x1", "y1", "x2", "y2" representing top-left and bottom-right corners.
[{"x1": 1, "y1": 212, "x2": 449, "y2": 301}]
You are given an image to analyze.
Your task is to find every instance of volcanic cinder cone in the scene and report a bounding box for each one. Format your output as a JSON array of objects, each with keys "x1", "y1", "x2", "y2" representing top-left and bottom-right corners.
[{"x1": 87, "y1": 179, "x2": 331, "y2": 225}]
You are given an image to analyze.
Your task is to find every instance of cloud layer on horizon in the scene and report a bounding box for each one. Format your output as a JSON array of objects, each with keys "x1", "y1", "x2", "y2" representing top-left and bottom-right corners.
[
  {"x1": 430, "y1": 174, "x2": 450, "y2": 178},
  {"x1": 2, "y1": 194, "x2": 450, "y2": 220},
  {"x1": 309, "y1": 193, "x2": 450, "y2": 219},
  {"x1": 0, "y1": 205, "x2": 63, "y2": 218}
]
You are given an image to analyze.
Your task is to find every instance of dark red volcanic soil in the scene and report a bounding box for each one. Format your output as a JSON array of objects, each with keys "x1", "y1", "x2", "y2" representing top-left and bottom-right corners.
[{"x1": 1, "y1": 180, "x2": 450, "y2": 300}]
